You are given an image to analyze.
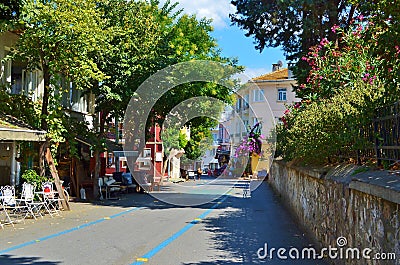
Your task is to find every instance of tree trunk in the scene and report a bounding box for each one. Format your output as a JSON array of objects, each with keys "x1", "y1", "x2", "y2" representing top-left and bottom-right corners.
[
  {"x1": 93, "y1": 149, "x2": 100, "y2": 199},
  {"x1": 45, "y1": 147, "x2": 70, "y2": 210},
  {"x1": 39, "y1": 65, "x2": 50, "y2": 177},
  {"x1": 93, "y1": 111, "x2": 108, "y2": 198}
]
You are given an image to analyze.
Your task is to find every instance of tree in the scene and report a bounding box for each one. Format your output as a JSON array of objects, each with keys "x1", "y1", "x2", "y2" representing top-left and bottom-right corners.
[
  {"x1": 7, "y1": 0, "x2": 108, "y2": 175},
  {"x1": 0, "y1": 0, "x2": 22, "y2": 30},
  {"x1": 356, "y1": 0, "x2": 400, "y2": 99},
  {"x1": 230, "y1": 0, "x2": 361, "y2": 83},
  {"x1": 159, "y1": 125, "x2": 188, "y2": 178},
  {"x1": 96, "y1": 0, "x2": 241, "y2": 165}
]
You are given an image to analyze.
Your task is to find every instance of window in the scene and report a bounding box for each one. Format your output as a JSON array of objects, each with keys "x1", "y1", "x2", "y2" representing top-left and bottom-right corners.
[
  {"x1": 2, "y1": 48, "x2": 11, "y2": 85},
  {"x1": 22, "y1": 70, "x2": 39, "y2": 97},
  {"x1": 253, "y1": 118, "x2": 258, "y2": 126},
  {"x1": 244, "y1": 94, "x2": 249, "y2": 109},
  {"x1": 236, "y1": 98, "x2": 242, "y2": 111},
  {"x1": 278, "y1": 88, "x2": 287, "y2": 101},
  {"x1": 139, "y1": 148, "x2": 152, "y2": 170},
  {"x1": 143, "y1": 149, "x2": 151, "y2": 158},
  {"x1": 10, "y1": 64, "x2": 24, "y2": 95},
  {"x1": 253, "y1": 89, "x2": 264, "y2": 102}
]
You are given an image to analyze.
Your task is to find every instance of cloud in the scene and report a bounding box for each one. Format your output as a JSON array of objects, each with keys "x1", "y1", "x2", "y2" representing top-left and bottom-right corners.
[{"x1": 159, "y1": 0, "x2": 236, "y2": 29}]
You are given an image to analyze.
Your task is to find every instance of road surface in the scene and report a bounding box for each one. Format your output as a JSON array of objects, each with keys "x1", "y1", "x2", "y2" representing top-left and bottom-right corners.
[{"x1": 0, "y1": 178, "x2": 328, "y2": 264}]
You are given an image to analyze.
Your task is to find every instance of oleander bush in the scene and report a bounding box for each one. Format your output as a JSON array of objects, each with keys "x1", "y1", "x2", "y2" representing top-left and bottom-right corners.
[{"x1": 276, "y1": 12, "x2": 399, "y2": 164}]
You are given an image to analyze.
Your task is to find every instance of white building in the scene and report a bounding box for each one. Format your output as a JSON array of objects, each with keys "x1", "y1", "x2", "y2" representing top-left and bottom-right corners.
[
  {"x1": 228, "y1": 63, "x2": 299, "y2": 173},
  {"x1": 0, "y1": 30, "x2": 96, "y2": 186}
]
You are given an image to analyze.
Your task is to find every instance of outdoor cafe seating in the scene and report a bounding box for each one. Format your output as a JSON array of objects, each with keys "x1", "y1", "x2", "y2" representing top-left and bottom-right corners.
[
  {"x1": 40, "y1": 181, "x2": 64, "y2": 216},
  {"x1": 1, "y1": 181, "x2": 65, "y2": 229},
  {"x1": 1, "y1": 185, "x2": 28, "y2": 227}
]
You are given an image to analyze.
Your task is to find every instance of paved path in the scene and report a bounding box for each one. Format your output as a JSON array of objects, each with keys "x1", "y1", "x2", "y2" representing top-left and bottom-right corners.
[{"x1": 1, "y1": 179, "x2": 328, "y2": 264}]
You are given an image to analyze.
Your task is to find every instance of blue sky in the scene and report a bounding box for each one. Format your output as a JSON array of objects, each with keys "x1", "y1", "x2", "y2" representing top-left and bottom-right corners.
[{"x1": 159, "y1": 0, "x2": 286, "y2": 79}]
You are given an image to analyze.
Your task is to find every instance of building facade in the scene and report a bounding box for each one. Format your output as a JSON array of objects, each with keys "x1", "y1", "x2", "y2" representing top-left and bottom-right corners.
[
  {"x1": 0, "y1": 30, "x2": 96, "y2": 187},
  {"x1": 228, "y1": 64, "x2": 299, "y2": 175}
]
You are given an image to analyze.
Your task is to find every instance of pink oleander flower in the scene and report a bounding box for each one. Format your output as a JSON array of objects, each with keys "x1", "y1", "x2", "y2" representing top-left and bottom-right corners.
[
  {"x1": 294, "y1": 102, "x2": 301, "y2": 109},
  {"x1": 331, "y1": 25, "x2": 340, "y2": 33},
  {"x1": 234, "y1": 123, "x2": 263, "y2": 157},
  {"x1": 320, "y1": 38, "x2": 329, "y2": 46}
]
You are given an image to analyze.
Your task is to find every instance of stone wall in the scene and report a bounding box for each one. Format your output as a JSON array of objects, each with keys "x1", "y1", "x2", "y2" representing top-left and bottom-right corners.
[{"x1": 270, "y1": 160, "x2": 400, "y2": 265}]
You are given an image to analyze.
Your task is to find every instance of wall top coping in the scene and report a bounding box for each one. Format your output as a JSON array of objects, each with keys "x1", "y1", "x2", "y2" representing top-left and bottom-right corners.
[
  {"x1": 350, "y1": 170, "x2": 400, "y2": 204},
  {"x1": 275, "y1": 158, "x2": 330, "y2": 179},
  {"x1": 274, "y1": 159, "x2": 400, "y2": 204}
]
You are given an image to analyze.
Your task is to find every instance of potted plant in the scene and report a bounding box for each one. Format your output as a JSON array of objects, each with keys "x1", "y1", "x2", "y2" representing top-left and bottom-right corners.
[
  {"x1": 20, "y1": 169, "x2": 48, "y2": 191},
  {"x1": 234, "y1": 122, "x2": 263, "y2": 177}
]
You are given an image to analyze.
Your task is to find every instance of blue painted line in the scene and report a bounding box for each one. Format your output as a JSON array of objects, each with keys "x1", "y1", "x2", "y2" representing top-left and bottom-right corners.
[
  {"x1": 0, "y1": 206, "x2": 142, "y2": 255},
  {"x1": 131, "y1": 196, "x2": 228, "y2": 265}
]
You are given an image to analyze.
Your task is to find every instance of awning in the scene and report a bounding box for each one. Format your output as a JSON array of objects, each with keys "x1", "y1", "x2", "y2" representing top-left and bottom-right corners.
[
  {"x1": 0, "y1": 114, "x2": 46, "y2": 142},
  {"x1": 75, "y1": 137, "x2": 123, "y2": 152},
  {"x1": 114, "y1": 151, "x2": 139, "y2": 157}
]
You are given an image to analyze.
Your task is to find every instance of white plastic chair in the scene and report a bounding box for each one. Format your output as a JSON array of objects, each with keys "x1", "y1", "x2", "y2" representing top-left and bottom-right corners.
[
  {"x1": 0, "y1": 185, "x2": 27, "y2": 226},
  {"x1": 16, "y1": 183, "x2": 45, "y2": 220},
  {"x1": 42, "y1": 182, "x2": 63, "y2": 216}
]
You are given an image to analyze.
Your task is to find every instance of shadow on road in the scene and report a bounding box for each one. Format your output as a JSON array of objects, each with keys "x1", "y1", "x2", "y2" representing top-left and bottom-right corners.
[
  {"x1": 180, "y1": 182, "x2": 330, "y2": 265},
  {"x1": 81, "y1": 177, "x2": 255, "y2": 210},
  {"x1": 0, "y1": 254, "x2": 61, "y2": 265}
]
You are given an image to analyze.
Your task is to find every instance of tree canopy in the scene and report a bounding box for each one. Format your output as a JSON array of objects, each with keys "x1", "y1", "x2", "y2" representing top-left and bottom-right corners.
[
  {"x1": 1, "y1": 0, "x2": 243, "y2": 176},
  {"x1": 94, "y1": 0, "x2": 242, "y2": 159},
  {"x1": 230, "y1": 0, "x2": 362, "y2": 83},
  {"x1": 0, "y1": 0, "x2": 22, "y2": 30},
  {"x1": 7, "y1": 0, "x2": 108, "y2": 133},
  {"x1": 231, "y1": 0, "x2": 359, "y2": 59}
]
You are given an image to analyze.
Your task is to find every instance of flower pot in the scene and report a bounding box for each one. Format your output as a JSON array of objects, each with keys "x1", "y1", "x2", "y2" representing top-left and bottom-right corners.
[{"x1": 250, "y1": 153, "x2": 260, "y2": 175}]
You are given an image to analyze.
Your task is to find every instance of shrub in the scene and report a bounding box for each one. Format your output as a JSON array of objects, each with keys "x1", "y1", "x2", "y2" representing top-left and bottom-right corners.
[
  {"x1": 20, "y1": 169, "x2": 48, "y2": 190},
  {"x1": 276, "y1": 16, "x2": 398, "y2": 164}
]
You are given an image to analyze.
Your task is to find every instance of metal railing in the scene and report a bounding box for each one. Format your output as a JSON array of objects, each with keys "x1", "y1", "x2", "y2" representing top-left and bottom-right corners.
[
  {"x1": 338, "y1": 101, "x2": 400, "y2": 165},
  {"x1": 374, "y1": 101, "x2": 400, "y2": 165}
]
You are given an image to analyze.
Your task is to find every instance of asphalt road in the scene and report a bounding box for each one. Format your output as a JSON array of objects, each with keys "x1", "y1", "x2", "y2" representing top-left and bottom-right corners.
[{"x1": 1, "y1": 178, "x2": 328, "y2": 265}]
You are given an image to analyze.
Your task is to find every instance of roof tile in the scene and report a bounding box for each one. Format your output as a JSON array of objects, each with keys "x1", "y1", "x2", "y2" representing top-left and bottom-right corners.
[{"x1": 252, "y1": 68, "x2": 288, "y2": 81}]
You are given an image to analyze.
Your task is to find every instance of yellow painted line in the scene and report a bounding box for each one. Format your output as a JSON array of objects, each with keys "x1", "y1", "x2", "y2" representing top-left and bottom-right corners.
[
  {"x1": 136, "y1": 257, "x2": 148, "y2": 262},
  {"x1": 104, "y1": 217, "x2": 111, "y2": 220},
  {"x1": 194, "y1": 218, "x2": 202, "y2": 221},
  {"x1": 35, "y1": 240, "x2": 40, "y2": 242}
]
